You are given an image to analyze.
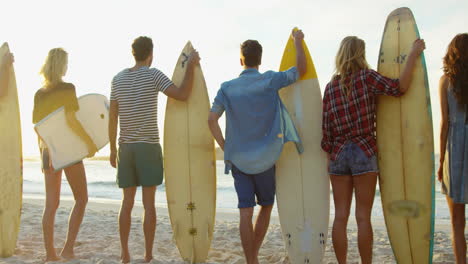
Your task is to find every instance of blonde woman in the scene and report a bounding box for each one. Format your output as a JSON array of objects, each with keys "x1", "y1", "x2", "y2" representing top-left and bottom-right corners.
[
  {"x1": 321, "y1": 37, "x2": 425, "y2": 264},
  {"x1": 32, "y1": 48, "x2": 97, "y2": 261}
]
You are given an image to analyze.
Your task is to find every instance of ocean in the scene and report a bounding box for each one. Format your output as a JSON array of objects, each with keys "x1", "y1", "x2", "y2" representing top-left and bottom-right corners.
[{"x1": 23, "y1": 160, "x2": 451, "y2": 219}]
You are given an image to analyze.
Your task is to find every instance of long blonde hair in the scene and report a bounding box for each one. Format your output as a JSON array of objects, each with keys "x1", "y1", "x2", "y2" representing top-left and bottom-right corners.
[
  {"x1": 333, "y1": 36, "x2": 370, "y2": 95},
  {"x1": 40, "y1": 48, "x2": 68, "y2": 87}
]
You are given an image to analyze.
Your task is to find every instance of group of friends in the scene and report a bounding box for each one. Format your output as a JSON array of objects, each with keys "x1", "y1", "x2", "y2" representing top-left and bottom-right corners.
[{"x1": 0, "y1": 29, "x2": 467, "y2": 264}]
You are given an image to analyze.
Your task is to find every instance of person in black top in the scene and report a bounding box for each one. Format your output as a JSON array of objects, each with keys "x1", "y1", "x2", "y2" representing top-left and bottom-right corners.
[
  {"x1": 32, "y1": 48, "x2": 97, "y2": 261},
  {"x1": 0, "y1": 45, "x2": 14, "y2": 97}
]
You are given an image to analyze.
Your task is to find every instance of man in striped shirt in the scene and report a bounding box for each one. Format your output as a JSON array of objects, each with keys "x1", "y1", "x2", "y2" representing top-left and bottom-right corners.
[{"x1": 108, "y1": 36, "x2": 199, "y2": 263}]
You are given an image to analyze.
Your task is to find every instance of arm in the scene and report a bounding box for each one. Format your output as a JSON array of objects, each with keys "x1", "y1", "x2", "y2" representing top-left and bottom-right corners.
[
  {"x1": 321, "y1": 88, "x2": 333, "y2": 154},
  {"x1": 164, "y1": 50, "x2": 200, "y2": 101},
  {"x1": 65, "y1": 111, "x2": 98, "y2": 157},
  {"x1": 0, "y1": 52, "x2": 14, "y2": 98},
  {"x1": 292, "y1": 29, "x2": 307, "y2": 78},
  {"x1": 398, "y1": 39, "x2": 426, "y2": 93},
  {"x1": 108, "y1": 100, "x2": 119, "y2": 168},
  {"x1": 437, "y1": 75, "x2": 450, "y2": 181},
  {"x1": 208, "y1": 112, "x2": 225, "y2": 150}
]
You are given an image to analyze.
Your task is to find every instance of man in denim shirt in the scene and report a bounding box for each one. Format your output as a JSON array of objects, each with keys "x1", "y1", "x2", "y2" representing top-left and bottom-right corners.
[{"x1": 208, "y1": 29, "x2": 306, "y2": 264}]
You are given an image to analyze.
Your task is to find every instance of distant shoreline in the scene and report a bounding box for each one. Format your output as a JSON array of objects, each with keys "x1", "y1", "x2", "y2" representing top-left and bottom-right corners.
[{"x1": 23, "y1": 148, "x2": 225, "y2": 162}]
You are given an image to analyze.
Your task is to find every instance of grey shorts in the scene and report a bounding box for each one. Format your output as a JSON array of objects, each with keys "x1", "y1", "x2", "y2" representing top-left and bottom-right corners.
[
  {"x1": 116, "y1": 143, "x2": 164, "y2": 188},
  {"x1": 329, "y1": 143, "x2": 378, "y2": 176}
]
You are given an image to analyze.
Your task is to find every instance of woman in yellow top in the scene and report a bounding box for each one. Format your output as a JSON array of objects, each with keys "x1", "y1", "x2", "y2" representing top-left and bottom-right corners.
[{"x1": 32, "y1": 48, "x2": 97, "y2": 261}]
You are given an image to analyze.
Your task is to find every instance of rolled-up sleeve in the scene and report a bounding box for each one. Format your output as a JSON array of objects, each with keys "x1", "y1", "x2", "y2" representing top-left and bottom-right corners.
[
  {"x1": 367, "y1": 70, "x2": 402, "y2": 97},
  {"x1": 271, "y1": 67, "x2": 299, "y2": 91},
  {"x1": 210, "y1": 87, "x2": 226, "y2": 115},
  {"x1": 321, "y1": 86, "x2": 333, "y2": 153}
]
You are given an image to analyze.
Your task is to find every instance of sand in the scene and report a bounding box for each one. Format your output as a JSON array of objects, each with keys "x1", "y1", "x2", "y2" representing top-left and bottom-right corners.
[{"x1": 0, "y1": 198, "x2": 464, "y2": 264}]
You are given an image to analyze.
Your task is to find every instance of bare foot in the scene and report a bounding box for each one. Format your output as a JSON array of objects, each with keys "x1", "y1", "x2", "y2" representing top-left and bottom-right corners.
[
  {"x1": 60, "y1": 250, "x2": 76, "y2": 260},
  {"x1": 144, "y1": 255, "x2": 153, "y2": 263},
  {"x1": 121, "y1": 252, "x2": 131, "y2": 263},
  {"x1": 44, "y1": 255, "x2": 61, "y2": 262}
]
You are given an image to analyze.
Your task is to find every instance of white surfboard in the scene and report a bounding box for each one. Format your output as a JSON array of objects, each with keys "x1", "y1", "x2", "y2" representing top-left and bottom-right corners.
[
  {"x1": 164, "y1": 42, "x2": 216, "y2": 263},
  {"x1": 276, "y1": 29, "x2": 330, "y2": 263},
  {"x1": 0, "y1": 42, "x2": 22, "y2": 257},
  {"x1": 34, "y1": 94, "x2": 109, "y2": 170},
  {"x1": 376, "y1": 8, "x2": 435, "y2": 263}
]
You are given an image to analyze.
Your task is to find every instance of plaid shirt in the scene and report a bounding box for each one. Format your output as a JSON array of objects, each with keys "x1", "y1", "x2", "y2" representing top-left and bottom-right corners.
[{"x1": 321, "y1": 69, "x2": 402, "y2": 161}]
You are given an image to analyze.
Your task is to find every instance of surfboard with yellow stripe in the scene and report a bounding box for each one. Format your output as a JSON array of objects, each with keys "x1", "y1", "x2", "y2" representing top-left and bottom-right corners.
[{"x1": 276, "y1": 28, "x2": 330, "y2": 264}]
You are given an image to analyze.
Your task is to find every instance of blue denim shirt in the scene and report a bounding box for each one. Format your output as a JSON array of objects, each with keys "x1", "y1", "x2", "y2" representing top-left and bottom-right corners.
[{"x1": 211, "y1": 67, "x2": 303, "y2": 174}]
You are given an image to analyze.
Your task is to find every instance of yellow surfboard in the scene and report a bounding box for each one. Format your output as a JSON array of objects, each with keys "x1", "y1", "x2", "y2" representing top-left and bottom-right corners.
[
  {"x1": 376, "y1": 7, "x2": 435, "y2": 264},
  {"x1": 164, "y1": 42, "x2": 216, "y2": 263},
  {"x1": 0, "y1": 43, "x2": 22, "y2": 257},
  {"x1": 276, "y1": 29, "x2": 330, "y2": 263}
]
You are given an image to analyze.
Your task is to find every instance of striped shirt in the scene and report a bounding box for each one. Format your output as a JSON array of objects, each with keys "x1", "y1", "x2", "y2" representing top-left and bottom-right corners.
[{"x1": 110, "y1": 66, "x2": 173, "y2": 144}]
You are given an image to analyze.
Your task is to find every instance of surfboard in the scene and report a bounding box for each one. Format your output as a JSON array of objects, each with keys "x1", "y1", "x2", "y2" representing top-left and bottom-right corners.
[
  {"x1": 376, "y1": 7, "x2": 435, "y2": 264},
  {"x1": 34, "y1": 94, "x2": 109, "y2": 170},
  {"x1": 276, "y1": 29, "x2": 330, "y2": 264},
  {"x1": 0, "y1": 43, "x2": 22, "y2": 257},
  {"x1": 164, "y1": 42, "x2": 216, "y2": 263}
]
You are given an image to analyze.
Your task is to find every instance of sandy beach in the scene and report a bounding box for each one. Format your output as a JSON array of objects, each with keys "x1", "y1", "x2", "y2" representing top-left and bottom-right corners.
[{"x1": 0, "y1": 198, "x2": 462, "y2": 264}]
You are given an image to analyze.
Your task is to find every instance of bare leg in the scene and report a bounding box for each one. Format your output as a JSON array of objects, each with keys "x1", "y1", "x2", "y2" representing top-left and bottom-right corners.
[
  {"x1": 60, "y1": 162, "x2": 88, "y2": 259},
  {"x1": 142, "y1": 186, "x2": 156, "y2": 263},
  {"x1": 119, "y1": 187, "x2": 136, "y2": 263},
  {"x1": 353, "y1": 172, "x2": 377, "y2": 264},
  {"x1": 239, "y1": 207, "x2": 256, "y2": 264},
  {"x1": 42, "y1": 168, "x2": 63, "y2": 262},
  {"x1": 253, "y1": 204, "x2": 273, "y2": 262},
  {"x1": 447, "y1": 196, "x2": 467, "y2": 264},
  {"x1": 330, "y1": 174, "x2": 353, "y2": 264}
]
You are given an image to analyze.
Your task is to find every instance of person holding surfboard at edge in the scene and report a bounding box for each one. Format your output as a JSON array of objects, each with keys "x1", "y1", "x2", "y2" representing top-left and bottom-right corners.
[
  {"x1": 321, "y1": 37, "x2": 425, "y2": 264},
  {"x1": 438, "y1": 33, "x2": 468, "y2": 264},
  {"x1": 0, "y1": 47, "x2": 14, "y2": 97},
  {"x1": 208, "y1": 29, "x2": 306, "y2": 264},
  {"x1": 108, "y1": 36, "x2": 200, "y2": 263},
  {"x1": 32, "y1": 48, "x2": 98, "y2": 261}
]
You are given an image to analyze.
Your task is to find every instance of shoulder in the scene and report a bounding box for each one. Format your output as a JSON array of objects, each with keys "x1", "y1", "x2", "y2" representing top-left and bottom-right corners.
[
  {"x1": 263, "y1": 70, "x2": 276, "y2": 77},
  {"x1": 149, "y1": 67, "x2": 166, "y2": 76},
  {"x1": 264, "y1": 67, "x2": 297, "y2": 77},
  {"x1": 439, "y1": 74, "x2": 450, "y2": 91},
  {"x1": 363, "y1": 69, "x2": 378, "y2": 77},
  {"x1": 326, "y1": 75, "x2": 340, "y2": 90},
  {"x1": 113, "y1": 69, "x2": 129, "y2": 81},
  {"x1": 323, "y1": 81, "x2": 334, "y2": 97},
  {"x1": 62, "y1": 82, "x2": 76, "y2": 90},
  {"x1": 34, "y1": 87, "x2": 46, "y2": 100},
  {"x1": 440, "y1": 74, "x2": 449, "y2": 84},
  {"x1": 219, "y1": 80, "x2": 232, "y2": 91}
]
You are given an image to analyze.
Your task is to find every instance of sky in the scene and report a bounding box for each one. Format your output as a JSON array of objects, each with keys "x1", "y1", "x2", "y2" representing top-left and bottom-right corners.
[{"x1": 1, "y1": 0, "x2": 467, "y2": 156}]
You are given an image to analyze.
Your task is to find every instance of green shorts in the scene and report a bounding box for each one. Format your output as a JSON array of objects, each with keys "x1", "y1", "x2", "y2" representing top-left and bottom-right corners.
[{"x1": 117, "y1": 143, "x2": 164, "y2": 188}]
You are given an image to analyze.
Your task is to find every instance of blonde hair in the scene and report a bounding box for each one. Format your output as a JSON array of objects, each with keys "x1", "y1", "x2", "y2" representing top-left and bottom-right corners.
[
  {"x1": 40, "y1": 48, "x2": 68, "y2": 87},
  {"x1": 333, "y1": 36, "x2": 370, "y2": 95}
]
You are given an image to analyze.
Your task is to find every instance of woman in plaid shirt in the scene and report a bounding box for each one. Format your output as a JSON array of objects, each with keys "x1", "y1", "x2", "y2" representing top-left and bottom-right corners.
[{"x1": 321, "y1": 36, "x2": 425, "y2": 264}]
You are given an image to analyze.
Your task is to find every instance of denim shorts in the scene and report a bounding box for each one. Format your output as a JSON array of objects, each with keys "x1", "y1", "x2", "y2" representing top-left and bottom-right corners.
[
  {"x1": 329, "y1": 143, "x2": 378, "y2": 176},
  {"x1": 231, "y1": 165, "x2": 276, "y2": 208}
]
